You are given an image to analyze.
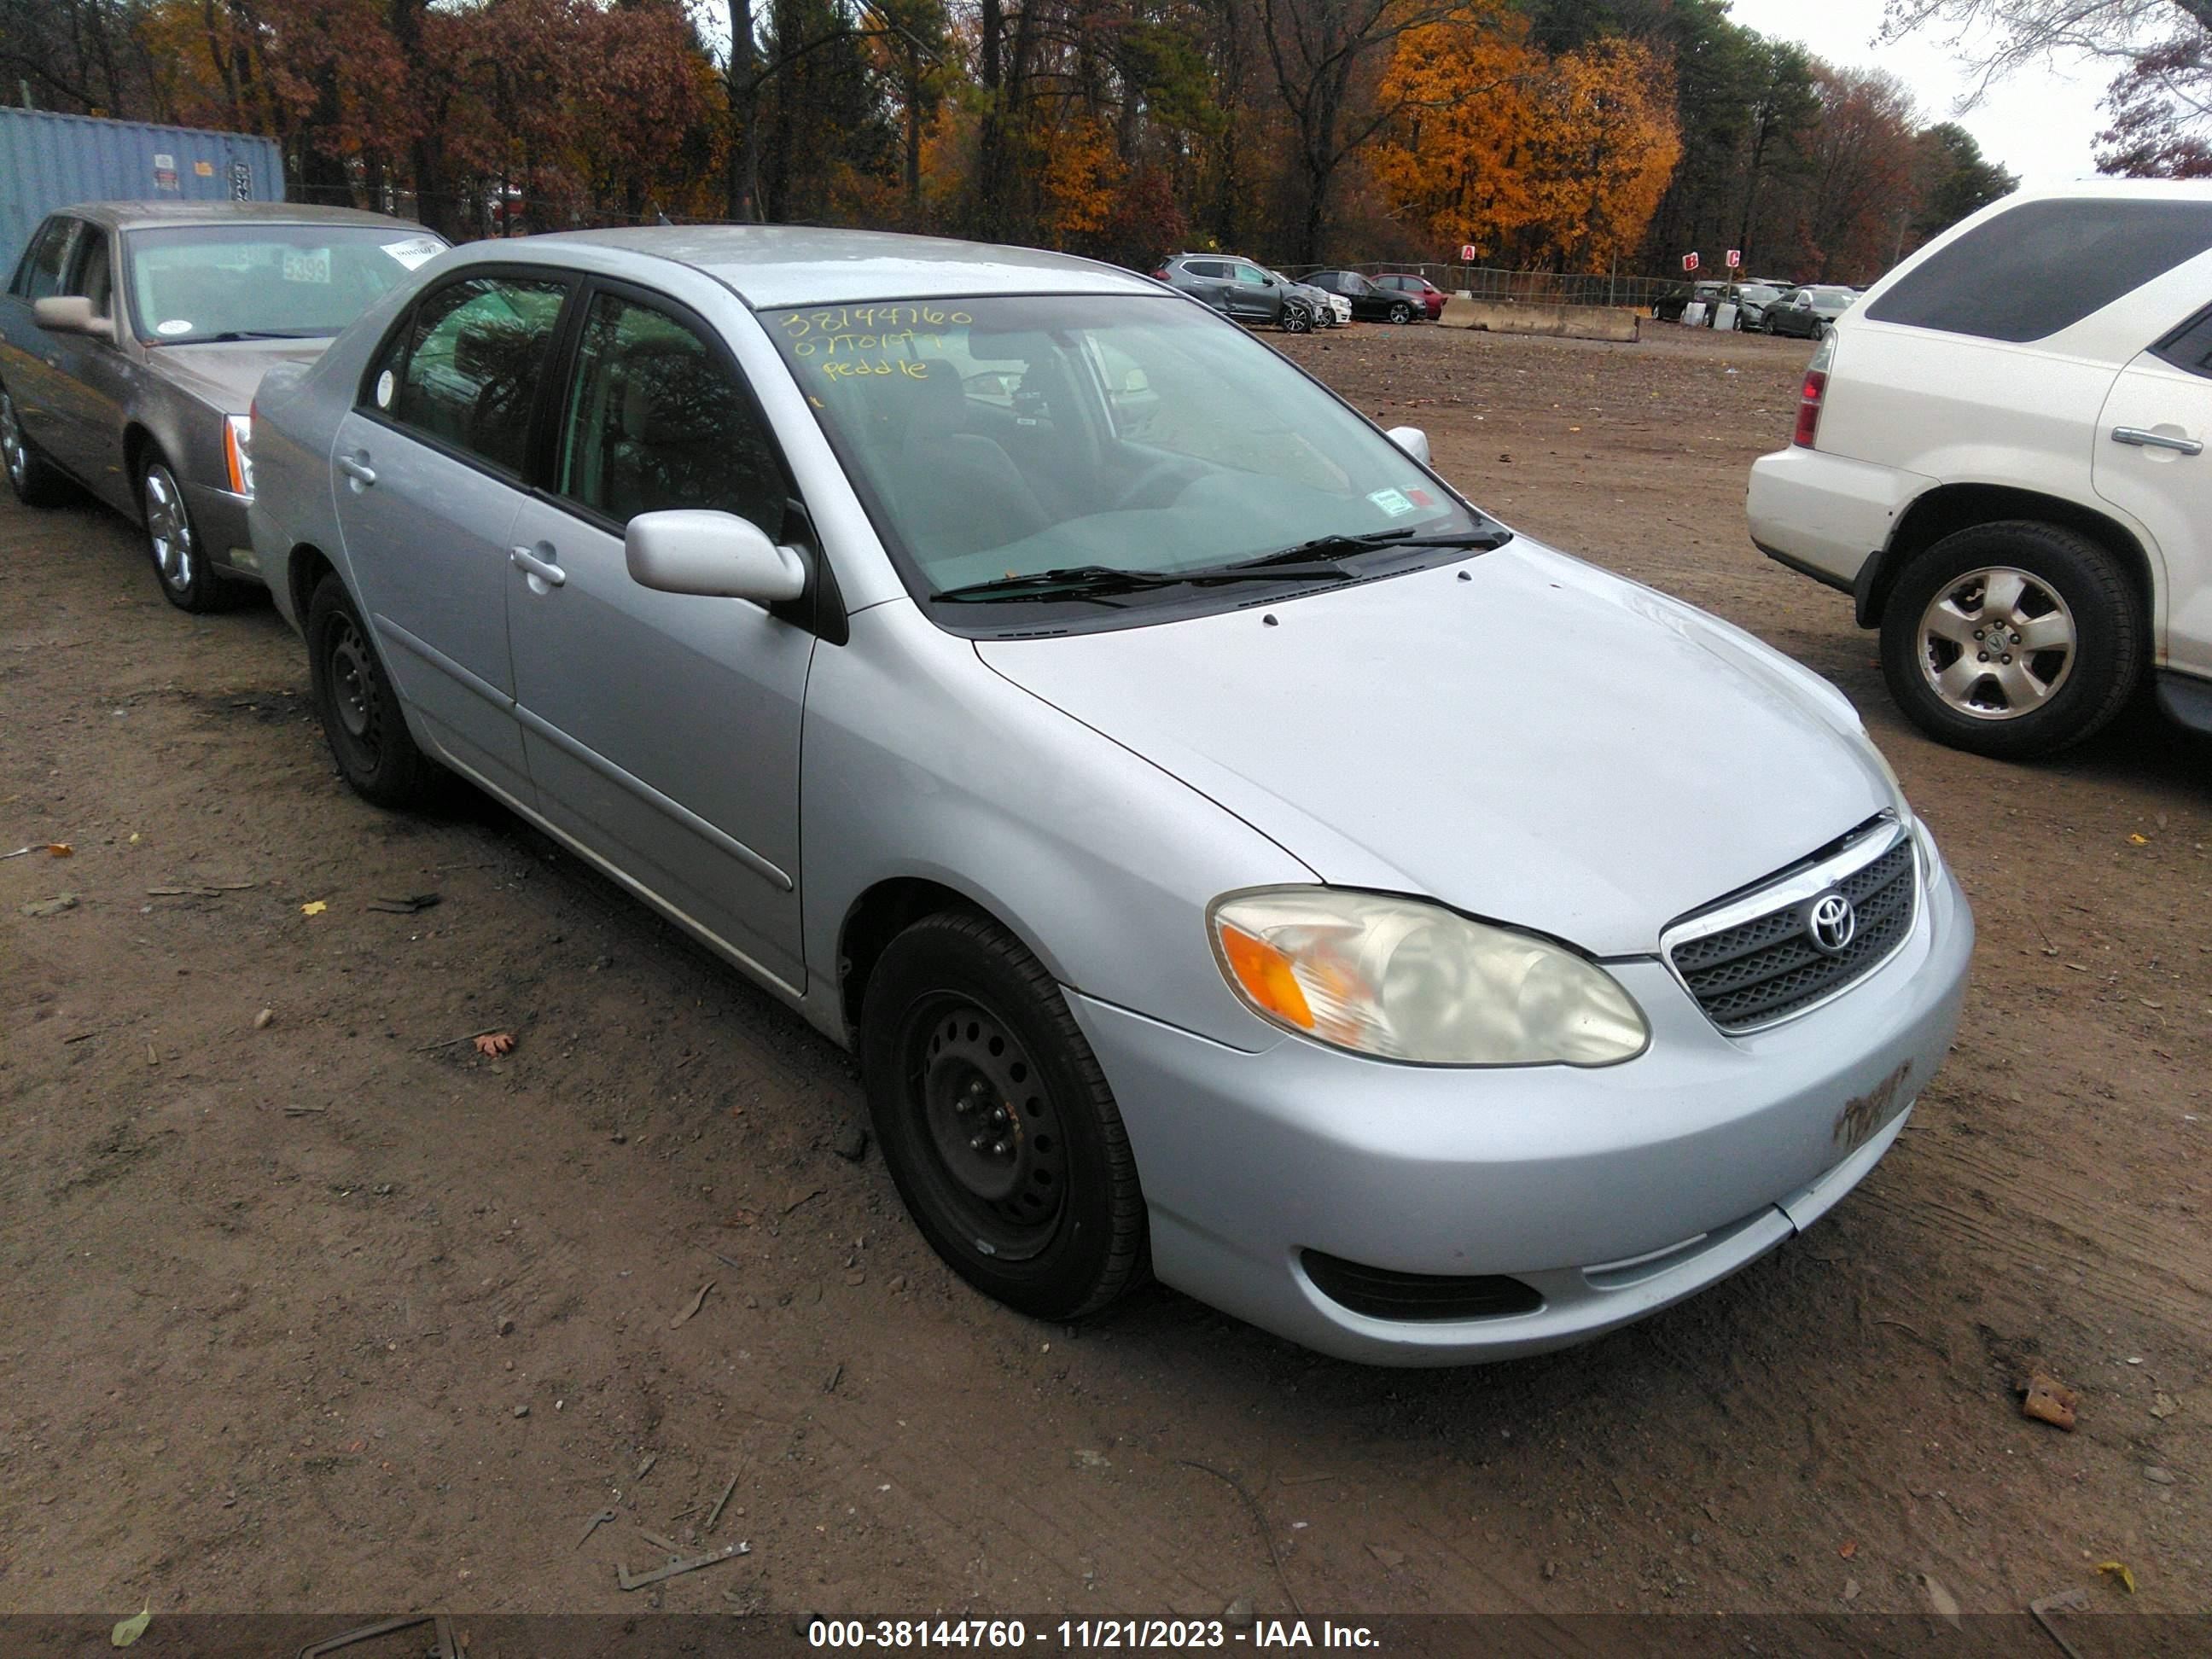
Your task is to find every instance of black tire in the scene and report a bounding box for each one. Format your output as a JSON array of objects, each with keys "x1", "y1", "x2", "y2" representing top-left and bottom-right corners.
[
  {"x1": 1, "y1": 381, "x2": 68, "y2": 506},
  {"x1": 1877, "y1": 521, "x2": 2143, "y2": 760},
  {"x1": 861, "y1": 911, "x2": 1147, "y2": 1322},
  {"x1": 1388, "y1": 300, "x2": 1415, "y2": 324},
  {"x1": 140, "y1": 448, "x2": 238, "y2": 613},
  {"x1": 1281, "y1": 305, "x2": 1312, "y2": 335},
  {"x1": 306, "y1": 571, "x2": 434, "y2": 806}
]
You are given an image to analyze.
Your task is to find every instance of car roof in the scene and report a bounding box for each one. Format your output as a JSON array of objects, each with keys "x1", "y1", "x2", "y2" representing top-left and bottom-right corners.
[
  {"x1": 55, "y1": 201, "x2": 434, "y2": 235},
  {"x1": 533, "y1": 224, "x2": 1159, "y2": 308}
]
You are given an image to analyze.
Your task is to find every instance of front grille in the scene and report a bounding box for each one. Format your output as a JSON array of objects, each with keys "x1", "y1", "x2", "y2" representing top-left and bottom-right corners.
[
  {"x1": 1670, "y1": 838, "x2": 1917, "y2": 1033},
  {"x1": 1301, "y1": 1251, "x2": 1542, "y2": 1322}
]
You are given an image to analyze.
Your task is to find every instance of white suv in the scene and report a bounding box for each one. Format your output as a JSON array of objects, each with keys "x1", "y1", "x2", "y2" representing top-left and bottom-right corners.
[{"x1": 1748, "y1": 179, "x2": 2212, "y2": 758}]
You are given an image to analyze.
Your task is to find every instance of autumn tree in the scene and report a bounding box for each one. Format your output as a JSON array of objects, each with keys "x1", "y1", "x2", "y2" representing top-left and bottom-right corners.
[
  {"x1": 1373, "y1": 7, "x2": 1678, "y2": 269},
  {"x1": 1800, "y1": 64, "x2": 1923, "y2": 281}
]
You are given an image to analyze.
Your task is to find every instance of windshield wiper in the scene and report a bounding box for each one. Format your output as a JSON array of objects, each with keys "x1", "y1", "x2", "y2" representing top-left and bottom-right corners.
[
  {"x1": 164, "y1": 329, "x2": 331, "y2": 344},
  {"x1": 1253, "y1": 526, "x2": 1513, "y2": 565},
  {"x1": 934, "y1": 559, "x2": 1359, "y2": 604}
]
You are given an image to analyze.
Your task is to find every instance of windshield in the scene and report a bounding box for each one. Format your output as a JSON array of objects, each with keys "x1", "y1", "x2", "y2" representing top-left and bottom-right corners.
[
  {"x1": 125, "y1": 224, "x2": 445, "y2": 345},
  {"x1": 1808, "y1": 288, "x2": 1854, "y2": 314},
  {"x1": 767, "y1": 293, "x2": 1499, "y2": 616}
]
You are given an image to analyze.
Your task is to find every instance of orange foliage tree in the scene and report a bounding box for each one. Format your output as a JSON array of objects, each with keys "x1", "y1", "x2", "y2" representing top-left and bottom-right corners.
[{"x1": 1372, "y1": 5, "x2": 1681, "y2": 270}]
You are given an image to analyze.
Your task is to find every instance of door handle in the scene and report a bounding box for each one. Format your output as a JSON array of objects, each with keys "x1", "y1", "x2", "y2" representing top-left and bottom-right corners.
[
  {"x1": 510, "y1": 545, "x2": 566, "y2": 587},
  {"x1": 2110, "y1": 425, "x2": 2203, "y2": 456},
  {"x1": 337, "y1": 454, "x2": 377, "y2": 485}
]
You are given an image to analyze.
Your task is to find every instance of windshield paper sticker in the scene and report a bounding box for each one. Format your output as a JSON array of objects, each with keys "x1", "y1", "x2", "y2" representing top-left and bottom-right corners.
[
  {"x1": 282, "y1": 248, "x2": 332, "y2": 284},
  {"x1": 381, "y1": 237, "x2": 442, "y2": 271},
  {"x1": 155, "y1": 319, "x2": 193, "y2": 336},
  {"x1": 1368, "y1": 488, "x2": 1415, "y2": 517}
]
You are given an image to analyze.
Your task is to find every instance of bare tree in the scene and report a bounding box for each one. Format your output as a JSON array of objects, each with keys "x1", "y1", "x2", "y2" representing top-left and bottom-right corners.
[{"x1": 1881, "y1": 0, "x2": 2212, "y2": 90}]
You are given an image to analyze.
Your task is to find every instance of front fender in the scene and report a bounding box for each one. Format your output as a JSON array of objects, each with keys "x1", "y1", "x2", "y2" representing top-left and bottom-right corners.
[{"x1": 800, "y1": 602, "x2": 1312, "y2": 1052}]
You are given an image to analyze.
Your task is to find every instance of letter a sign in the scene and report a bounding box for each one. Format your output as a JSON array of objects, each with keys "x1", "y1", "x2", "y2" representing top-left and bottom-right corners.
[{"x1": 1682, "y1": 252, "x2": 1699, "y2": 272}]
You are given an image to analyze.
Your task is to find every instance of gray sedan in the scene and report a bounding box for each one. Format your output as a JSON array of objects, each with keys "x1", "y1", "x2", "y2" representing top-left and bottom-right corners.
[
  {"x1": 0, "y1": 201, "x2": 443, "y2": 610},
  {"x1": 249, "y1": 227, "x2": 1973, "y2": 1365}
]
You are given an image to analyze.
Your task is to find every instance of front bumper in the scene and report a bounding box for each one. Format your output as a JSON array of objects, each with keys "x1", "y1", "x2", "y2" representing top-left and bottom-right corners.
[
  {"x1": 1069, "y1": 844, "x2": 1973, "y2": 1365},
  {"x1": 181, "y1": 480, "x2": 265, "y2": 583}
]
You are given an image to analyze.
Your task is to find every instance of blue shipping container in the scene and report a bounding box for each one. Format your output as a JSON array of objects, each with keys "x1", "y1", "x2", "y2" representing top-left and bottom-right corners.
[{"x1": 0, "y1": 108, "x2": 285, "y2": 278}]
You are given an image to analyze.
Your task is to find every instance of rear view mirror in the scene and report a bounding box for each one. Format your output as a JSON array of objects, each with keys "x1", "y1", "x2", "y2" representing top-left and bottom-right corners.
[
  {"x1": 34, "y1": 295, "x2": 114, "y2": 341},
  {"x1": 626, "y1": 509, "x2": 806, "y2": 605},
  {"x1": 1386, "y1": 426, "x2": 1431, "y2": 466}
]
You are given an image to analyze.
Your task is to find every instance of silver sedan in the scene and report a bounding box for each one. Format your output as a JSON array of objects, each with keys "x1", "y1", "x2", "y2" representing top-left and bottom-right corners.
[
  {"x1": 0, "y1": 201, "x2": 442, "y2": 610},
  {"x1": 248, "y1": 227, "x2": 1973, "y2": 1365}
]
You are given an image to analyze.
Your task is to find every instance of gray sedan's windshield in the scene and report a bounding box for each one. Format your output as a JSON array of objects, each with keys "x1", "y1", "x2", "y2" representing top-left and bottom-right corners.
[
  {"x1": 765, "y1": 294, "x2": 1494, "y2": 602},
  {"x1": 126, "y1": 224, "x2": 445, "y2": 345}
]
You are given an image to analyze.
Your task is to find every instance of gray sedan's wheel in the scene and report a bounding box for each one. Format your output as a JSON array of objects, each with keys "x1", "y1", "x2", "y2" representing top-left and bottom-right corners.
[
  {"x1": 141, "y1": 452, "x2": 234, "y2": 613},
  {"x1": 1282, "y1": 306, "x2": 1312, "y2": 334},
  {"x1": 861, "y1": 911, "x2": 1146, "y2": 1321},
  {"x1": 306, "y1": 572, "x2": 434, "y2": 806},
  {"x1": 1388, "y1": 300, "x2": 1415, "y2": 324},
  {"x1": 2, "y1": 384, "x2": 67, "y2": 506},
  {"x1": 1878, "y1": 521, "x2": 2142, "y2": 760}
]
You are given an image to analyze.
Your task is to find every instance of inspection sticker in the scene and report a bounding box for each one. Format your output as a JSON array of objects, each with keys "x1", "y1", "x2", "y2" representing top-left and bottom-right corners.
[
  {"x1": 1367, "y1": 487, "x2": 1415, "y2": 517},
  {"x1": 381, "y1": 236, "x2": 443, "y2": 271}
]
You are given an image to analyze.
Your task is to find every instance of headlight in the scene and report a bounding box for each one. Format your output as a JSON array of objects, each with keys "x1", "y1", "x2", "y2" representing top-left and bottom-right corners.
[
  {"x1": 1208, "y1": 888, "x2": 1648, "y2": 1067},
  {"x1": 224, "y1": 413, "x2": 254, "y2": 498}
]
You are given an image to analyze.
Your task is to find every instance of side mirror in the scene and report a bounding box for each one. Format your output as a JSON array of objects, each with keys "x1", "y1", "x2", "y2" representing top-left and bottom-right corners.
[
  {"x1": 1386, "y1": 426, "x2": 1431, "y2": 466},
  {"x1": 34, "y1": 295, "x2": 114, "y2": 341},
  {"x1": 626, "y1": 509, "x2": 806, "y2": 605}
]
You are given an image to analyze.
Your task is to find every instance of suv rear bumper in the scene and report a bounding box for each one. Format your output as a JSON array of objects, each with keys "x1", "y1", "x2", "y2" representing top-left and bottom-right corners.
[{"x1": 1748, "y1": 446, "x2": 1936, "y2": 593}]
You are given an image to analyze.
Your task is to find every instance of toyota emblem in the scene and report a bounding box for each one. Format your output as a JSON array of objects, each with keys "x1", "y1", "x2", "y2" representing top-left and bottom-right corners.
[{"x1": 1807, "y1": 892, "x2": 1856, "y2": 955}]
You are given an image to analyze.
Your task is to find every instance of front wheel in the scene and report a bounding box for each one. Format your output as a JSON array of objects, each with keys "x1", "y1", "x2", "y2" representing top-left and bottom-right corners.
[
  {"x1": 861, "y1": 911, "x2": 1147, "y2": 1322},
  {"x1": 1388, "y1": 301, "x2": 1415, "y2": 324},
  {"x1": 1877, "y1": 521, "x2": 2142, "y2": 760},
  {"x1": 2, "y1": 382, "x2": 67, "y2": 506},
  {"x1": 306, "y1": 572, "x2": 434, "y2": 806},
  {"x1": 1281, "y1": 306, "x2": 1312, "y2": 335},
  {"x1": 142, "y1": 451, "x2": 235, "y2": 613}
]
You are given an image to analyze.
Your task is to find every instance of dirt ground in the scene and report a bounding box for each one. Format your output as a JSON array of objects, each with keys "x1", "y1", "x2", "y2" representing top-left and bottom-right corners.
[{"x1": 3, "y1": 317, "x2": 2208, "y2": 1626}]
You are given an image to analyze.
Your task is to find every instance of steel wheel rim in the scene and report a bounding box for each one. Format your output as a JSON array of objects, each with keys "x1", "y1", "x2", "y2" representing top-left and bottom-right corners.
[
  {"x1": 906, "y1": 998, "x2": 1067, "y2": 1260},
  {"x1": 327, "y1": 614, "x2": 382, "y2": 751},
  {"x1": 144, "y1": 464, "x2": 194, "y2": 591},
  {"x1": 1, "y1": 392, "x2": 23, "y2": 489},
  {"x1": 1917, "y1": 564, "x2": 2077, "y2": 721}
]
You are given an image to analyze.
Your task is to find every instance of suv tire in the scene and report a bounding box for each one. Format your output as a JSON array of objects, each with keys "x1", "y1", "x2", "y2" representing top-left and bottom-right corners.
[{"x1": 1878, "y1": 521, "x2": 2142, "y2": 760}]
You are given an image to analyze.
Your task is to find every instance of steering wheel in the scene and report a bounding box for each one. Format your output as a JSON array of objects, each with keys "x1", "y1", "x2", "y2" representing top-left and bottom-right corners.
[{"x1": 1110, "y1": 457, "x2": 1194, "y2": 514}]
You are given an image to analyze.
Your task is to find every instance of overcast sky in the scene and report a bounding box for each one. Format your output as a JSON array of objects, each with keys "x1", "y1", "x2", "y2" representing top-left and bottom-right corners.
[{"x1": 1726, "y1": 0, "x2": 2112, "y2": 185}]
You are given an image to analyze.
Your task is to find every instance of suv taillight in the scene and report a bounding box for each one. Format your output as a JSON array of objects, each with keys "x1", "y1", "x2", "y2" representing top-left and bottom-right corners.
[
  {"x1": 1152, "y1": 265, "x2": 1169, "y2": 279},
  {"x1": 1792, "y1": 333, "x2": 1837, "y2": 449}
]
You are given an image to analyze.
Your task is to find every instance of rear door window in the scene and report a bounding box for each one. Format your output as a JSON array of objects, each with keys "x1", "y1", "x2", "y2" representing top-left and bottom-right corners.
[{"x1": 1866, "y1": 197, "x2": 2212, "y2": 342}]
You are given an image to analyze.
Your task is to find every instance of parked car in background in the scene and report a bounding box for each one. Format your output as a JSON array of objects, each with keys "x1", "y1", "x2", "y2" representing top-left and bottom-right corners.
[
  {"x1": 1734, "y1": 282, "x2": 1785, "y2": 330},
  {"x1": 249, "y1": 224, "x2": 1970, "y2": 1365},
  {"x1": 1749, "y1": 178, "x2": 2212, "y2": 757},
  {"x1": 1153, "y1": 253, "x2": 1316, "y2": 332},
  {"x1": 1304, "y1": 268, "x2": 1421, "y2": 323},
  {"x1": 1257, "y1": 263, "x2": 1348, "y2": 326},
  {"x1": 1374, "y1": 272, "x2": 1447, "y2": 320},
  {"x1": 1766, "y1": 286, "x2": 1855, "y2": 340},
  {"x1": 1656, "y1": 281, "x2": 1727, "y2": 323},
  {"x1": 0, "y1": 200, "x2": 445, "y2": 610}
]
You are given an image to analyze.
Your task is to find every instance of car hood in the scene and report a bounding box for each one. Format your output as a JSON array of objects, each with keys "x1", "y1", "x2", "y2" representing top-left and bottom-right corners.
[
  {"x1": 974, "y1": 541, "x2": 1895, "y2": 956},
  {"x1": 147, "y1": 338, "x2": 334, "y2": 414}
]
